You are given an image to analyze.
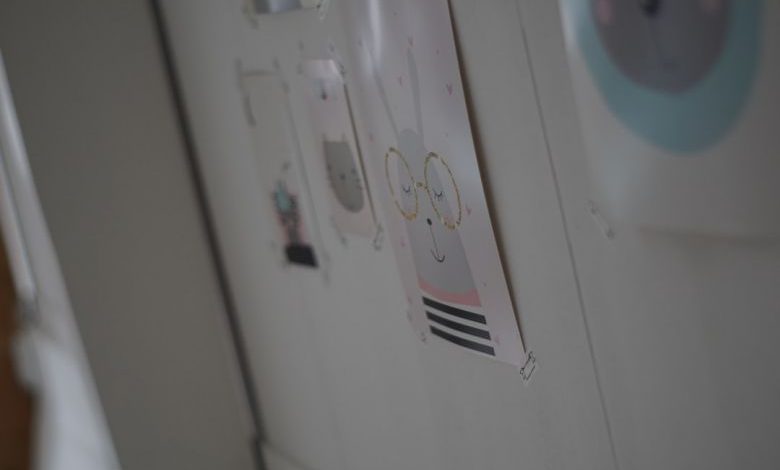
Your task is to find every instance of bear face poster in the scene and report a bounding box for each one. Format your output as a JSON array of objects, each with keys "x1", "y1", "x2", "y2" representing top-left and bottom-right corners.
[{"x1": 348, "y1": 0, "x2": 529, "y2": 369}]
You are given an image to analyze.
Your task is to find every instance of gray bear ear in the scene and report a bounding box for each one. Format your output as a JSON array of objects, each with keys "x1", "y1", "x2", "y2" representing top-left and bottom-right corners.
[{"x1": 406, "y1": 48, "x2": 423, "y2": 138}]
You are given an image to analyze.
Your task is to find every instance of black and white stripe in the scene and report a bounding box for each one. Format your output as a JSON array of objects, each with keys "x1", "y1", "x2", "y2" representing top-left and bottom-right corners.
[{"x1": 423, "y1": 296, "x2": 495, "y2": 356}]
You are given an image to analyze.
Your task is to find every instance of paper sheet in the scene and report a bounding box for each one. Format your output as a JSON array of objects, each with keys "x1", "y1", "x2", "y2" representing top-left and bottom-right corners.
[{"x1": 349, "y1": 0, "x2": 528, "y2": 367}]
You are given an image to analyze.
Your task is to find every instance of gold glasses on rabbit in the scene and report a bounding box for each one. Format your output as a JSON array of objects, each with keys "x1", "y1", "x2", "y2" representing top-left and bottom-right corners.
[{"x1": 385, "y1": 147, "x2": 462, "y2": 230}]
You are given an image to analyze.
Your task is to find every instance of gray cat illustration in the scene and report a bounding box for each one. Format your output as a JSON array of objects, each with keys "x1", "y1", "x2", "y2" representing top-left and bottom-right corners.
[{"x1": 323, "y1": 140, "x2": 365, "y2": 213}]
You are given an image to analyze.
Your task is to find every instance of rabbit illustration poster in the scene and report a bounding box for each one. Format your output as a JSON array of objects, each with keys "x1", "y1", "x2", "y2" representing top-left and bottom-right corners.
[
  {"x1": 303, "y1": 59, "x2": 377, "y2": 238},
  {"x1": 561, "y1": 1, "x2": 780, "y2": 237},
  {"x1": 242, "y1": 71, "x2": 319, "y2": 268},
  {"x1": 349, "y1": 0, "x2": 529, "y2": 369}
]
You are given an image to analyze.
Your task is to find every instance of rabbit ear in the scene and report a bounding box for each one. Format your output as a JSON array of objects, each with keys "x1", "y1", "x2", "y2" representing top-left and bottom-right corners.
[
  {"x1": 367, "y1": 44, "x2": 400, "y2": 140},
  {"x1": 406, "y1": 48, "x2": 423, "y2": 137}
]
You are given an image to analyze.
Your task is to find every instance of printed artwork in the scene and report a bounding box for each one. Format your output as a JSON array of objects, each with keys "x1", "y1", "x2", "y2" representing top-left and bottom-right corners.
[
  {"x1": 303, "y1": 59, "x2": 377, "y2": 237},
  {"x1": 323, "y1": 140, "x2": 365, "y2": 213},
  {"x1": 351, "y1": 0, "x2": 528, "y2": 368},
  {"x1": 561, "y1": 1, "x2": 780, "y2": 237},
  {"x1": 271, "y1": 178, "x2": 317, "y2": 267},
  {"x1": 242, "y1": 71, "x2": 319, "y2": 267},
  {"x1": 567, "y1": 0, "x2": 761, "y2": 152},
  {"x1": 379, "y1": 52, "x2": 482, "y2": 321}
]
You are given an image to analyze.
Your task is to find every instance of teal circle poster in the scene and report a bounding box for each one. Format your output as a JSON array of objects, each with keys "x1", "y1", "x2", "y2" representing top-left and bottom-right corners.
[{"x1": 570, "y1": 0, "x2": 762, "y2": 153}]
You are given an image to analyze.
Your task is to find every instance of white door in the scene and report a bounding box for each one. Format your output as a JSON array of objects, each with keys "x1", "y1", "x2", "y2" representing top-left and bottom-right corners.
[{"x1": 0, "y1": 52, "x2": 120, "y2": 470}]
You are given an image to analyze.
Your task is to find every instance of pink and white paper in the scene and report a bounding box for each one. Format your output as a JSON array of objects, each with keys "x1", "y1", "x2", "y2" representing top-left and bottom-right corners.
[
  {"x1": 303, "y1": 59, "x2": 378, "y2": 238},
  {"x1": 348, "y1": 0, "x2": 528, "y2": 368}
]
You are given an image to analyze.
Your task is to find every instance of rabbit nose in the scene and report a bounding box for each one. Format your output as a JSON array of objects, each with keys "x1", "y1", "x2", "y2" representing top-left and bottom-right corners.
[{"x1": 426, "y1": 218, "x2": 432, "y2": 225}]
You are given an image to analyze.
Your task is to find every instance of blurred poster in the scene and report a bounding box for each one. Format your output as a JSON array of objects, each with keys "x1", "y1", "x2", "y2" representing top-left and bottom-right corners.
[
  {"x1": 303, "y1": 59, "x2": 377, "y2": 238},
  {"x1": 243, "y1": 72, "x2": 319, "y2": 268},
  {"x1": 560, "y1": 1, "x2": 780, "y2": 237},
  {"x1": 349, "y1": 0, "x2": 529, "y2": 369}
]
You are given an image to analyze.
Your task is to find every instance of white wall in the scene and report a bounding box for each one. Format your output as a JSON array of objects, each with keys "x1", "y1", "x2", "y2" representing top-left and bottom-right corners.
[
  {"x1": 0, "y1": 1, "x2": 256, "y2": 469},
  {"x1": 11, "y1": 0, "x2": 768, "y2": 468},
  {"x1": 159, "y1": 1, "x2": 615, "y2": 469},
  {"x1": 162, "y1": 0, "x2": 780, "y2": 469},
  {"x1": 524, "y1": 2, "x2": 780, "y2": 469}
]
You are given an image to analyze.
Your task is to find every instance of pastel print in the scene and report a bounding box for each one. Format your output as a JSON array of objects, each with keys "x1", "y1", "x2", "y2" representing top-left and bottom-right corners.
[
  {"x1": 572, "y1": 0, "x2": 762, "y2": 152},
  {"x1": 377, "y1": 47, "x2": 480, "y2": 307},
  {"x1": 324, "y1": 140, "x2": 365, "y2": 213}
]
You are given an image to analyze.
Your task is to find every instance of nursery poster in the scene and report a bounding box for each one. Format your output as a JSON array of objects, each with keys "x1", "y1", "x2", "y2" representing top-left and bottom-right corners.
[
  {"x1": 350, "y1": 0, "x2": 528, "y2": 368},
  {"x1": 559, "y1": 0, "x2": 776, "y2": 237},
  {"x1": 303, "y1": 59, "x2": 377, "y2": 238},
  {"x1": 243, "y1": 72, "x2": 319, "y2": 268}
]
